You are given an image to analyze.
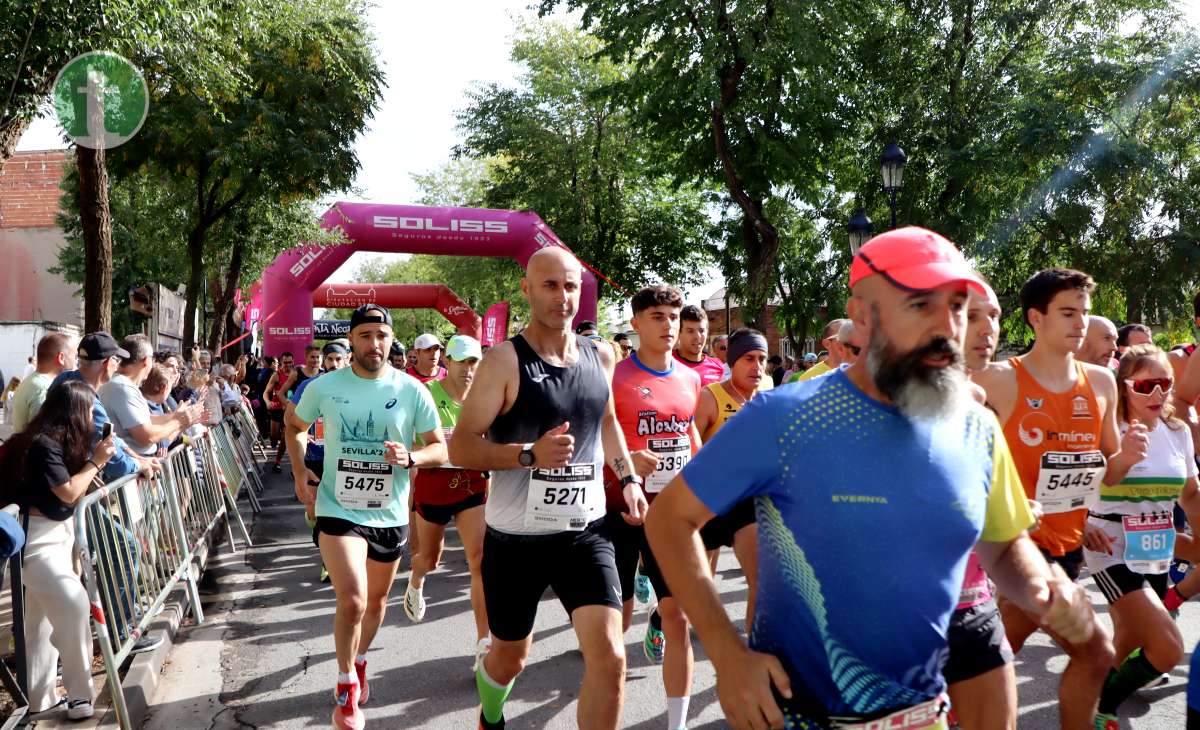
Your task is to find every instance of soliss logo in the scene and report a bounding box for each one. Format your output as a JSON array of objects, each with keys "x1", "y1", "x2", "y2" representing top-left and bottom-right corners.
[
  {"x1": 372, "y1": 216, "x2": 508, "y2": 234},
  {"x1": 289, "y1": 248, "x2": 328, "y2": 278},
  {"x1": 268, "y1": 327, "x2": 313, "y2": 336}
]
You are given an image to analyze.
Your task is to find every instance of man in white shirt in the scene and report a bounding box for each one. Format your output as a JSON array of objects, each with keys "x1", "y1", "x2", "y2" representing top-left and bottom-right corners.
[{"x1": 99, "y1": 335, "x2": 204, "y2": 455}]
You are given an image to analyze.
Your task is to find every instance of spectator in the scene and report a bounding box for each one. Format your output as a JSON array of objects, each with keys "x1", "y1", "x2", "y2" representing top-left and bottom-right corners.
[
  {"x1": 9, "y1": 332, "x2": 78, "y2": 432},
  {"x1": 21, "y1": 356, "x2": 35, "y2": 379},
  {"x1": 3, "y1": 380, "x2": 116, "y2": 718},
  {"x1": 217, "y1": 364, "x2": 242, "y2": 413},
  {"x1": 768, "y1": 355, "x2": 785, "y2": 387},
  {"x1": 613, "y1": 332, "x2": 632, "y2": 359},
  {"x1": 2, "y1": 377, "x2": 21, "y2": 415},
  {"x1": 153, "y1": 351, "x2": 185, "y2": 412},
  {"x1": 1117, "y1": 323, "x2": 1153, "y2": 356},
  {"x1": 99, "y1": 335, "x2": 204, "y2": 457},
  {"x1": 140, "y1": 364, "x2": 176, "y2": 455}
]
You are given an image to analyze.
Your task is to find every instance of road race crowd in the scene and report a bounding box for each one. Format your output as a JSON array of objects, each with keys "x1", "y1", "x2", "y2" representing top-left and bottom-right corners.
[{"x1": 5, "y1": 226, "x2": 1200, "y2": 730}]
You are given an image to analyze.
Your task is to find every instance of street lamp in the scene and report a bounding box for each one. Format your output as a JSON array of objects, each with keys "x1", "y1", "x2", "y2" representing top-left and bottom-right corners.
[
  {"x1": 880, "y1": 141, "x2": 907, "y2": 229},
  {"x1": 847, "y1": 208, "x2": 873, "y2": 256}
]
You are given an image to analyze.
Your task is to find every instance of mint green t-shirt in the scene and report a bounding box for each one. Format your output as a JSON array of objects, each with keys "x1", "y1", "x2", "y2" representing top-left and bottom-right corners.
[{"x1": 295, "y1": 365, "x2": 439, "y2": 527}]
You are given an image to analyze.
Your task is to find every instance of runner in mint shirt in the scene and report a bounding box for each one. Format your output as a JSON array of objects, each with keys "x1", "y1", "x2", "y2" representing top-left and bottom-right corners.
[{"x1": 288, "y1": 304, "x2": 446, "y2": 730}]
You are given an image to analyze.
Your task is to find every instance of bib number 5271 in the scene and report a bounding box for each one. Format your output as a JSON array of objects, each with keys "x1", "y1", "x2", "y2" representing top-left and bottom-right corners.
[{"x1": 543, "y1": 487, "x2": 586, "y2": 505}]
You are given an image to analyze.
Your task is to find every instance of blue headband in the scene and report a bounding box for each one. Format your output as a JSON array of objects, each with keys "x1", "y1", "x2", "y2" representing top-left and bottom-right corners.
[{"x1": 726, "y1": 331, "x2": 768, "y2": 365}]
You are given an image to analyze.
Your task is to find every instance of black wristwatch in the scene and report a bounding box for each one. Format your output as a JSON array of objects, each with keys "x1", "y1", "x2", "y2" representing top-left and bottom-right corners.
[
  {"x1": 404, "y1": 452, "x2": 415, "y2": 469},
  {"x1": 619, "y1": 474, "x2": 644, "y2": 489},
  {"x1": 518, "y1": 443, "x2": 536, "y2": 467}
]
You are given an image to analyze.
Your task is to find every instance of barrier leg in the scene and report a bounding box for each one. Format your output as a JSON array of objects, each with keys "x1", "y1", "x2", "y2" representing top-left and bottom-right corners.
[
  {"x1": 75, "y1": 544, "x2": 133, "y2": 730},
  {"x1": 223, "y1": 488, "x2": 254, "y2": 550},
  {"x1": 162, "y1": 472, "x2": 205, "y2": 625}
]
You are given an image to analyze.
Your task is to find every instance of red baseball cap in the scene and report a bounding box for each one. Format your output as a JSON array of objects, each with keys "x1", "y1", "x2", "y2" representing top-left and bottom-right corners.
[{"x1": 849, "y1": 226, "x2": 986, "y2": 295}]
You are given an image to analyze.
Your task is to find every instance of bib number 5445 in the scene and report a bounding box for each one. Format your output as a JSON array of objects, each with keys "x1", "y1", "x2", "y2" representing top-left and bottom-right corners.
[{"x1": 1043, "y1": 471, "x2": 1096, "y2": 490}]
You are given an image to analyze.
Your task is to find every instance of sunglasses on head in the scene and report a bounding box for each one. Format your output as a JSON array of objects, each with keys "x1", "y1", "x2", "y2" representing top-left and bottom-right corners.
[{"x1": 1126, "y1": 377, "x2": 1173, "y2": 395}]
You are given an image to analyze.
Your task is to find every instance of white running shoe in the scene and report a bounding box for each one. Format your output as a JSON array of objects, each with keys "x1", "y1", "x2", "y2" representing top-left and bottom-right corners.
[
  {"x1": 67, "y1": 699, "x2": 94, "y2": 720},
  {"x1": 403, "y1": 580, "x2": 426, "y2": 622}
]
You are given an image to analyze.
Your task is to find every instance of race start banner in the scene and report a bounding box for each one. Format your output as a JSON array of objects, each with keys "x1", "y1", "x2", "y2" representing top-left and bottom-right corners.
[{"x1": 482, "y1": 302, "x2": 510, "y2": 346}]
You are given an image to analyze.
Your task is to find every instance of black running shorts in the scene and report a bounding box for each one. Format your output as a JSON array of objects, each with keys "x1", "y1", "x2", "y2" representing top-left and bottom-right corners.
[
  {"x1": 415, "y1": 491, "x2": 487, "y2": 527},
  {"x1": 313, "y1": 517, "x2": 409, "y2": 563},
  {"x1": 942, "y1": 599, "x2": 1013, "y2": 685},
  {"x1": 481, "y1": 517, "x2": 622, "y2": 642},
  {"x1": 605, "y1": 513, "x2": 642, "y2": 603},
  {"x1": 700, "y1": 498, "x2": 756, "y2": 550},
  {"x1": 1092, "y1": 563, "x2": 1169, "y2": 605}
]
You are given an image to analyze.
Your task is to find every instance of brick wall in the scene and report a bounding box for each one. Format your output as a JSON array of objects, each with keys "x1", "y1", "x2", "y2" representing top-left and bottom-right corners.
[
  {"x1": 705, "y1": 304, "x2": 793, "y2": 358},
  {"x1": 0, "y1": 149, "x2": 70, "y2": 229}
]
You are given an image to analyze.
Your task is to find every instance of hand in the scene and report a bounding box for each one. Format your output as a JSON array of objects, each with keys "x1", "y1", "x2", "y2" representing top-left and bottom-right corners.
[
  {"x1": 1119, "y1": 419, "x2": 1150, "y2": 465},
  {"x1": 630, "y1": 449, "x2": 660, "y2": 479},
  {"x1": 93, "y1": 434, "x2": 118, "y2": 465},
  {"x1": 532, "y1": 421, "x2": 574, "y2": 468},
  {"x1": 1083, "y1": 522, "x2": 1115, "y2": 555},
  {"x1": 714, "y1": 645, "x2": 792, "y2": 730},
  {"x1": 294, "y1": 468, "x2": 319, "y2": 505},
  {"x1": 1031, "y1": 563, "x2": 1100, "y2": 646},
  {"x1": 382, "y1": 440, "x2": 410, "y2": 466},
  {"x1": 1027, "y1": 499, "x2": 1044, "y2": 534},
  {"x1": 137, "y1": 457, "x2": 162, "y2": 479},
  {"x1": 622, "y1": 482, "x2": 648, "y2": 525}
]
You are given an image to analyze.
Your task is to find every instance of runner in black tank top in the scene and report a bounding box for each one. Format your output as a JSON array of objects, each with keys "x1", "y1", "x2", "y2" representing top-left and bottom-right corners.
[{"x1": 450, "y1": 246, "x2": 647, "y2": 730}]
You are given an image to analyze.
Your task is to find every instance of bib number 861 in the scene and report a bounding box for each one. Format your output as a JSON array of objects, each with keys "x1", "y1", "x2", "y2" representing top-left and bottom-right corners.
[
  {"x1": 342, "y1": 476, "x2": 385, "y2": 492},
  {"x1": 1140, "y1": 533, "x2": 1169, "y2": 551},
  {"x1": 543, "y1": 487, "x2": 585, "y2": 506},
  {"x1": 1044, "y1": 472, "x2": 1095, "y2": 490}
]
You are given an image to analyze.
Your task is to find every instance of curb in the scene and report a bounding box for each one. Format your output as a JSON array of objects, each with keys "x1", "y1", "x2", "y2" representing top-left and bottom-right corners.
[{"x1": 109, "y1": 589, "x2": 188, "y2": 729}]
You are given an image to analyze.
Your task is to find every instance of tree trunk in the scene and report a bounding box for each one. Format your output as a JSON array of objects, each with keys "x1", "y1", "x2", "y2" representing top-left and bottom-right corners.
[
  {"x1": 207, "y1": 235, "x2": 247, "y2": 358},
  {"x1": 75, "y1": 145, "x2": 113, "y2": 333},
  {"x1": 738, "y1": 211, "x2": 778, "y2": 330},
  {"x1": 183, "y1": 227, "x2": 206, "y2": 352},
  {"x1": 0, "y1": 117, "x2": 32, "y2": 163}
]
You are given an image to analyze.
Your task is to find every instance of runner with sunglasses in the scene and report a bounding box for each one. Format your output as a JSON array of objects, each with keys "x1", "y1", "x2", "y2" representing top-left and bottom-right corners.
[
  {"x1": 973, "y1": 268, "x2": 1137, "y2": 728},
  {"x1": 1084, "y1": 344, "x2": 1200, "y2": 727}
]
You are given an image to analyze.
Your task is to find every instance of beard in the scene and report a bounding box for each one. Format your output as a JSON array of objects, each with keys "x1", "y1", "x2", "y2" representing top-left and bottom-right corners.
[
  {"x1": 865, "y1": 324, "x2": 970, "y2": 421},
  {"x1": 353, "y1": 347, "x2": 384, "y2": 372}
]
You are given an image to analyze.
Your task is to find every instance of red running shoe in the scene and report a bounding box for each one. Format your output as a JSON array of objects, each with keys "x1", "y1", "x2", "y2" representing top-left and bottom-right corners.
[
  {"x1": 331, "y1": 681, "x2": 364, "y2": 730},
  {"x1": 355, "y1": 659, "x2": 369, "y2": 705}
]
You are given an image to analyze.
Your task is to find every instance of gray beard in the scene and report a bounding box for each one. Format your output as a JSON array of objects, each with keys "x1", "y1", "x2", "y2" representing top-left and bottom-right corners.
[{"x1": 866, "y1": 332, "x2": 970, "y2": 421}]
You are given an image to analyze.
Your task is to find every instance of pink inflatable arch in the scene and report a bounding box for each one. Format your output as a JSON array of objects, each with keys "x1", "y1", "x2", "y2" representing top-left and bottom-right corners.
[
  {"x1": 312, "y1": 283, "x2": 481, "y2": 340},
  {"x1": 261, "y1": 203, "x2": 598, "y2": 356}
]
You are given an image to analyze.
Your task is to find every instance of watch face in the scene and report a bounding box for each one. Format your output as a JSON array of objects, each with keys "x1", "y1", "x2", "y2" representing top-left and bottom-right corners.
[{"x1": 519, "y1": 449, "x2": 534, "y2": 467}]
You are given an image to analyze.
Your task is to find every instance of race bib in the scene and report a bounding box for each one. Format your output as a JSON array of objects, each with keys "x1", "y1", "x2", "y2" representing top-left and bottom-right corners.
[
  {"x1": 1122, "y1": 513, "x2": 1175, "y2": 574},
  {"x1": 525, "y1": 463, "x2": 597, "y2": 531},
  {"x1": 831, "y1": 694, "x2": 949, "y2": 730},
  {"x1": 334, "y1": 457, "x2": 395, "y2": 510},
  {"x1": 647, "y1": 435, "x2": 690, "y2": 493},
  {"x1": 1034, "y1": 451, "x2": 1105, "y2": 514},
  {"x1": 438, "y1": 427, "x2": 458, "y2": 469},
  {"x1": 311, "y1": 418, "x2": 324, "y2": 447}
]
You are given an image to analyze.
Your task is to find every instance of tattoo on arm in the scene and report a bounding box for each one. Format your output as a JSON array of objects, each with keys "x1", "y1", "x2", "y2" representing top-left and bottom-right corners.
[{"x1": 612, "y1": 456, "x2": 629, "y2": 479}]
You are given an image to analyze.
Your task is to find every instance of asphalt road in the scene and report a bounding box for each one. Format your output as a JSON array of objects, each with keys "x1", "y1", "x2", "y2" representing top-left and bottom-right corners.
[{"x1": 143, "y1": 471, "x2": 1200, "y2": 729}]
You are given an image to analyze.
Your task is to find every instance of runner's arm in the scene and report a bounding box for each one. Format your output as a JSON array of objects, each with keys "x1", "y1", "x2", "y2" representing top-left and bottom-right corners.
[
  {"x1": 1094, "y1": 368, "x2": 1137, "y2": 485},
  {"x1": 283, "y1": 401, "x2": 311, "y2": 477},
  {"x1": 693, "y1": 389, "x2": 716, "y2": 440},
  {"x1": 1179, "y1": 347, "x2": 1200, "y2": 405},
  {"x1": 595, "y1": 341, "x2": 635, "y2": 483},
  {"x1": 448, "y1": 342, "x2": 525, "y2": 470},
  {"x1": 689, "y1": 420, "x2": 703, "y2": 450},
  {"x1": 409, "y1": 428, "x2": 447, "y2": 468},
  {"x1": 975, "y1": 534, "x2": 1055, "y2": 614}
]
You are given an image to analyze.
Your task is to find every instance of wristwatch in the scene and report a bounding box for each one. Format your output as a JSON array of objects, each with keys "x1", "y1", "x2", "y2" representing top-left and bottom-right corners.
[
  {"x1": 404, "y1": 452, "x2": 415, "y2": 469},
  {"x1": 518, "y1": 443, "x2": 536, "y2": 468},
  {"x1": 619, "y1": 474, "x2": 644, "y2": 489}
]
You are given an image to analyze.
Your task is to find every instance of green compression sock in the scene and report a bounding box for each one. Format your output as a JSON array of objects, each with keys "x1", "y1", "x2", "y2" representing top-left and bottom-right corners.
[
  {"x1": 476, "y1": 663, "x2": 515, "y2": 724},
  {"x1": 1098, "y1": 648, "x2": 1164, "y2": 714}
]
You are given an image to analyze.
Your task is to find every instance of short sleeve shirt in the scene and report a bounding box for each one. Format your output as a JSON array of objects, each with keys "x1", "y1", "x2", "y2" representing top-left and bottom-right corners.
[
  {"x1": 98, "y1": 373, "x2": 155, "y2": 456},
  {"x1": 23, "y1": 434, "x2": 74, "y2": 520},
  {"x1": 681, "y1": 370, "x2": 1032, "y2": 716},
  {"x1": 295, "y1": 366, "x2": 439, "y2": 527},
  {"x1": 10, "y1": 372, "x2": 53, "y2": 432},
  {"x1": 290, "y1": 377, "x2": 324, "y2": 463}
]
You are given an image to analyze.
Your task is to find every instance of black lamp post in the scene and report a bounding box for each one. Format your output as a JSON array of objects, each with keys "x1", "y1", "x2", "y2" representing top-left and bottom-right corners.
[
  {"x1": 880, "y1": 141, "x2": 907, "y2": 229},
  {"x1": 847, "y1": 208, "x2": 873, "y2": 256}
]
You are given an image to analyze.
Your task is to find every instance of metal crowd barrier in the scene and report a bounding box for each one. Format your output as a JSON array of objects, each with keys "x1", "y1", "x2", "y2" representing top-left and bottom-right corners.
[
  {"x1": 72, "y1": 416, "x2": 260, "y2": 730},
  {"x1": 0, "y1": 504, "x2": 27, "y2": 730}
]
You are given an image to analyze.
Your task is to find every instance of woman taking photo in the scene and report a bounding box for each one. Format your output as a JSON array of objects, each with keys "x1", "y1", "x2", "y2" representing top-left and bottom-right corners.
[
  {"x1": 1083, "y1": 344, "x2": 1200, "y2": 726},
  {"x1": 5, "y1": 380, "x2": 117, "y2": 718}
]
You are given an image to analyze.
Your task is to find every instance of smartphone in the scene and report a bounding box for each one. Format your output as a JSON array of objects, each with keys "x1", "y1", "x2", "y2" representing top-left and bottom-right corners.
[{"x1": 101, "y1": 422, "x2": 113, "y2": 440}]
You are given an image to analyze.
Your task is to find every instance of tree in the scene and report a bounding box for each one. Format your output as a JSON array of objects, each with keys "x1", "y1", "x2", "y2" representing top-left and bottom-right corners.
[
  {"x1": 107, "y1": 0, "x2": 384, "y2": 350},
  {"x1": 455, "y1": 18, "x2": 718, "y2": 298}
]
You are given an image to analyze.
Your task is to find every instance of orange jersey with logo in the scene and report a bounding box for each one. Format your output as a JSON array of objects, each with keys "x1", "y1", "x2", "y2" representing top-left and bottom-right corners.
[{"x1": 1003, "y1": 357, "x2": 1105, "y2": 555}]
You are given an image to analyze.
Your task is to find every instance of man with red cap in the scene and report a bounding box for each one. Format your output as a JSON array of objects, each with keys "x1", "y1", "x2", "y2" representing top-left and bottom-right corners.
[{"x1": 645, "y1": 227, "x2": 1113, "y2": 729}]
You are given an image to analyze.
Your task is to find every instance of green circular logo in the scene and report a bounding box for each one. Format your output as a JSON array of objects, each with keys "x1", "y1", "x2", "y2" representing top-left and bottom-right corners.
[{"x1": 52, "y1": 51, "x2": 149, "y2": 150}]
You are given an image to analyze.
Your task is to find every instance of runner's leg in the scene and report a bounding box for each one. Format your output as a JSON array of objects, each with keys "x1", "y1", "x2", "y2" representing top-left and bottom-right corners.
[
  {"x1": 409, "y1": 514, "x2": 445, "y2": 589},
  {"x1": 571, "y1": 604, "x2": 627, "y2": 730},
  {"x1": 454, "y1": 505, "x2": 490, "y2": 641},
  {"x1": 358, "y1": 554, "x2": 402, "y2": 655},
  {"x1": 997, "y1": 595, "x2": 1040, "y2": 653},
  {"x1": 319, "y1": 532, "x2": 370, "y2": 673},
  {"x1": 1099, "y1": 586, "x2": 1183, "y2": 714},
  {"x1": 732, "y1": 524, "x2": 758, "y2": 630},
  {"x1": 658, "y1": 597, "x2": 693, "y2": 715},
  {"x1": 946, "y1": 664, "x2": 1017, "y2": 730}
]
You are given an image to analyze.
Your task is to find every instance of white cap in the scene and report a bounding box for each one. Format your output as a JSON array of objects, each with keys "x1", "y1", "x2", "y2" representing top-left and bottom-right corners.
[{"x1": 413, "y1": 333, "x2": 442, "y2": 351}]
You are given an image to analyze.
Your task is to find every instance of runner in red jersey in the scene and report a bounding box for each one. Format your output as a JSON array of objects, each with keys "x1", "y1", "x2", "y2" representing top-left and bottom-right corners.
[
  {"x1": 673, "y1": 304, "x2": 724, "y2": 386},
  {"x1": 605, "y1": 285, "x2": 701, "y2": 730}
]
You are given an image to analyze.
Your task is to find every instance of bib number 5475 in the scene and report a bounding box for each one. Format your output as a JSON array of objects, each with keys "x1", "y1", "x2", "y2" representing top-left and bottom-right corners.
[
  {"x1": 543, "y1": 487, "x2": 585, "y2": 505},
  {"x1": 342, "y1": 475, "x2": 386, "y2": 491}
]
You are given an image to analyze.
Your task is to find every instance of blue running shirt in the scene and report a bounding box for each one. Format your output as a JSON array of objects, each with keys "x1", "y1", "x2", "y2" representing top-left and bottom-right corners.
[
  {"x1": 295, "y1": 366, "x2": 439, "y2": 528},
  {"x1": 681, "y1": 370, "x2": 1032, "y2": 717}
]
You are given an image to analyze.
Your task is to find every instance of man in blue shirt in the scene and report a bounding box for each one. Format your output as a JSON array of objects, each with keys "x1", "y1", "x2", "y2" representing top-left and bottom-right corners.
[{"x1": 645, "y1": 228, "x2": 1115, "y2": 729}]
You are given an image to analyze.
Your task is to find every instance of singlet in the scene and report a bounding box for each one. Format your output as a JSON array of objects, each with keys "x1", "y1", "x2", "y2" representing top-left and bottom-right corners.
[
  {"x1": 289, "y1": 366, "x2": 322, "y2": 400},
  {"x1": 486, "y1": 334, "x2": 608, "y2": 535},
  {"x1": 425, "y1": 379, "x2": 462, "y2": 468},
  {"x1": 1097, "y1": 420, "x2": 1196, "y2": 517},
  {"x1": 1003, "y1": 357, "x2": 1106, "y2": 556},
  {"x1": 604, "y1": 352, "x2": 701, "y2": 510},
  {"x1": 406, "y1": 365, "x2": 446, "y2": 384},
  {"x1": 674, "y1": 351, "x2": 725, "y2": 386},
  {"x1": 702, "y1": 381, "x2": 744, "y2": 441},
  {"x1": 956, "y1": 553, "x2": 992, "y2": 610},
  {"x1": 682, "y1": 370, "x2": 1033, "y2": 717},
  {"x1": 267, "y1": 367, "x2": 292, "y2": 409}
]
